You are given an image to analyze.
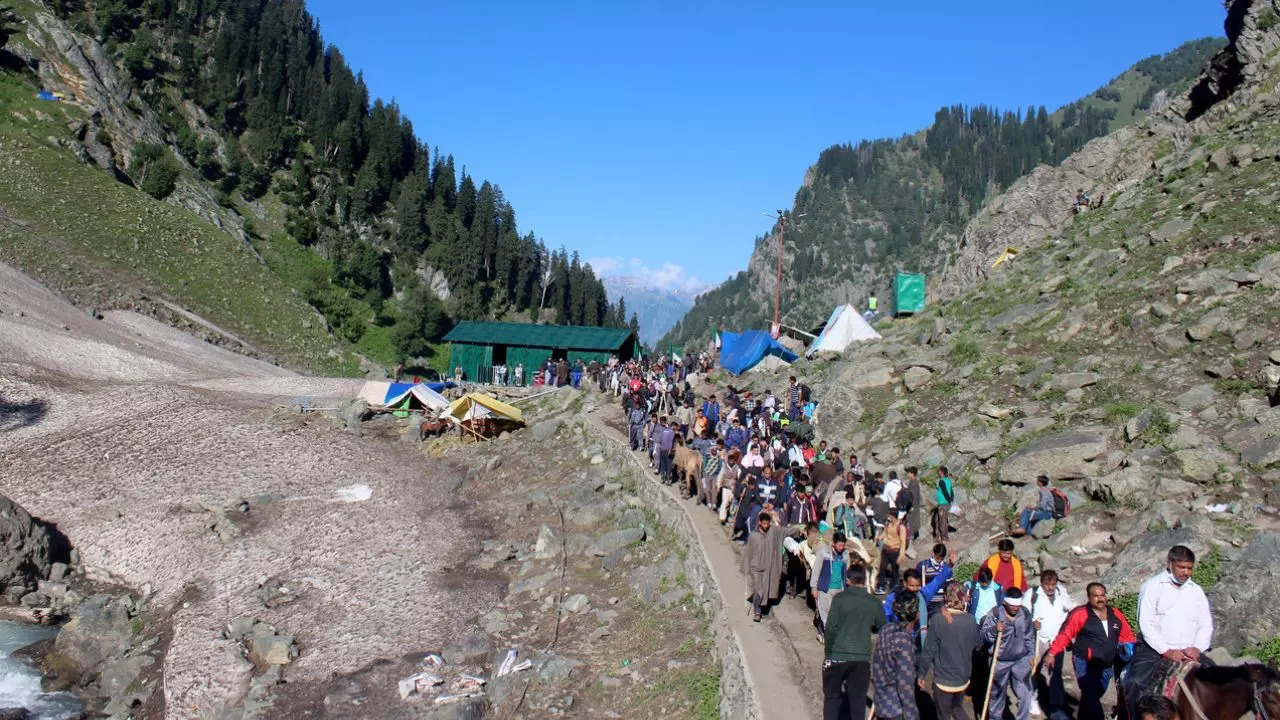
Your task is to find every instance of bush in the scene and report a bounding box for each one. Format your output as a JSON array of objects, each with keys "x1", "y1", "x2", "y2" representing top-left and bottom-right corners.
[
  {"x1": 129, "y1": 142, "x2": 180, "y2": 200},
  {"x1": 1244, "y1": 636, "x2": 1280, "y2": 664},
  {"x1": 1113, "y1": 592, "x2": 1139, "y2": 622},
  {"x1": 949, "y1": 337, "x2": 981, "y2": 366}
]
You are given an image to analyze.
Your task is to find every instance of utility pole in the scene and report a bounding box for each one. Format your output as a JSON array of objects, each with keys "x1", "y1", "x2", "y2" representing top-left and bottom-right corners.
[{"x1": 762, "y1": 209, "x2": 805, "y2": 338}]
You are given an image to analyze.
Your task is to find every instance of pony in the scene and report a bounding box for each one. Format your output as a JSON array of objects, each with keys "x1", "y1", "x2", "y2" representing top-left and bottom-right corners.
[
  {"x1": 1172, "y1": 661, "x2": 1280, "y2": 720},
  {"x1": 672, "y1": 440, "x2": 703, "y2": 499}
]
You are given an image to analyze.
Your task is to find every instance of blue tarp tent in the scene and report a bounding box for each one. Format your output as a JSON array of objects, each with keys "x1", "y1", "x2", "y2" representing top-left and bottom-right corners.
[
  {"x1": 357, "y1": 381, "x2": 454, "y2": 410},
  {"x1": 719, "y1": 330, "x2": 799, "y2": 375}
]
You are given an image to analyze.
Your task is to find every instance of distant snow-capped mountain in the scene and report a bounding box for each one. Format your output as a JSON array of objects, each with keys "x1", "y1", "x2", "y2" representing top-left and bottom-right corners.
[{"x1": 603, "y1": 276, "x2": 703, "y2": 346}]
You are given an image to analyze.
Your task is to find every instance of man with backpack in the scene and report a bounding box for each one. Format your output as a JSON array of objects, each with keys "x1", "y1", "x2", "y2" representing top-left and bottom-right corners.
[
  {"x1": 933, "y1": 465, "x2": 955, "y2": 542},
  {"x1": 981, "y1": 587, "x2": 1037, "y2": 720},
  {"x1": 1013, "y1": 475, "x2": 1058, "y2": 537}
]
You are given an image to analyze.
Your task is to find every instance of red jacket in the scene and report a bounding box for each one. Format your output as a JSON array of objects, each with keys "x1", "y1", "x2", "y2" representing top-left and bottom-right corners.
[{"x1": 1048, "y1": 605, "x2": 1136, "y2": 665}]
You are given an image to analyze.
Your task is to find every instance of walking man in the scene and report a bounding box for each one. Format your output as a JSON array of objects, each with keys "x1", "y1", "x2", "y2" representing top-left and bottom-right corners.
[
  {"x1": 743, "y1": 510, "x2": 784, "y2": 622},
  {"x1": 812, "y1": 531, "x2": 851, "y2": 642},
  {"x1": 1029, "y1": 569, "x2": 1074, "y2": 719},
  {"x1": 933, "y1": 465, "x2": 955, "y2": 542},
  {"x1": 918, "y1": 581, "x2": 983, "y2": 720},
  {"x1": 1121, "y1": 545, "x2": 1213, "y2": 719},
  {"x1": 823, "y1": 564, "x2": 884, "y2": 720},
  {"x1": 981, "y1": 587, "x2": 1037, "y2": 720},
  {"x1": 1046, "y1": 582, "x2": 1136, "y2": 720},
  {"x1": 873, "y1": 590, "x2": 921, "y2": 720}
]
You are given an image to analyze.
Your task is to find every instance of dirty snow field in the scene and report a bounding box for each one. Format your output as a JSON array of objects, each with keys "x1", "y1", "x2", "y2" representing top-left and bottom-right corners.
[{"x1": 0, "y1": 262, "x2": 494, "y2": 716}]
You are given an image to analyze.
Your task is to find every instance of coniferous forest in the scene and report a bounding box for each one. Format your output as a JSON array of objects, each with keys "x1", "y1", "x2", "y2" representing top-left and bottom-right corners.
[{"x1": 48, "y1": 0, "x2": 633, "y2": 364}]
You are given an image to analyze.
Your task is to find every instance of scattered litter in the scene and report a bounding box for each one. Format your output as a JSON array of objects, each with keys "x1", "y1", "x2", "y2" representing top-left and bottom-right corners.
[
  {"x1": 334, "y1": 484, "x2": 373, "y2": 502},
  {"x1": 510, "y1": 659, "x2": 533, "y2": 673},
  {"x1": 452, "y1": 674, "x2": 486, "y2": 691},
  {"x1": 1071, "y1": 545, "x2": 1088, "y2": 556},
  {"x1": 423, "y1": 653, "x2": 445, "y2": 669},
  {"x1": 620, "y1": 659, "x2": 632, "y2": 668},
  {"x1": 1205, "y1": 503, "x2": 1230, "y2": 513},
  {"x1": 397, "y1": 672, "x2": 444, "y2": 700},
  {"x1": 435, "y1": 692, "x2": 483, "y2": 706},
  {"x1": 497, "y1": 649, "x2": 517, "y2": 677}
]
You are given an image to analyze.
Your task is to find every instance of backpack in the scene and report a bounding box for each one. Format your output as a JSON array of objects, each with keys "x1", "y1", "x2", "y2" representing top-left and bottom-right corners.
[
  {"x1": 1050, "y1": 488, "x2": 1070, "y2": 519},
  {"x1": 895, "y1": 485, "x2": 914, "y2": 513}
]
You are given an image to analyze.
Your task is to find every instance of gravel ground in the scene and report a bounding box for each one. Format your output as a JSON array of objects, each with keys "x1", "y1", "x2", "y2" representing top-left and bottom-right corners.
[{"x1": 0, "y1": 262, "x2": 495, "y2": 717}]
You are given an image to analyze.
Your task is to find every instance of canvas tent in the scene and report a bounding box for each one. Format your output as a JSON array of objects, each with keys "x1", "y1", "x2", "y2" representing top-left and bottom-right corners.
[
  {"x1": 442, "y1": 393, "x2": 524, "y2": 423},
  {"x1": 806, "y1": 304, "x2": 881, "y2": 357},
  {"x1": 357, "y1": 382, "x2": 451, "y2": 412},
  {"x1": 719, "y1": 330, "x2": 799, "y2": 375}
]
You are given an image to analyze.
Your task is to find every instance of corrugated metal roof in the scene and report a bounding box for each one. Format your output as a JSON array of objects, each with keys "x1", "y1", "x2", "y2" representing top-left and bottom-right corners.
[{"x1": 443, "y1": 321, "x2": 635, "y2": 351}]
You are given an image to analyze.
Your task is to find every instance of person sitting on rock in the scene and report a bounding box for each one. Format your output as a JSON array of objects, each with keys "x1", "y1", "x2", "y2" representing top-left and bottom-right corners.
[
  {"x1": 975, "y1": 538, "x2": 1028, "y2": 595},
  {"x1": 1013, "y1": 475, "x2": 1056, "y2": 537}
]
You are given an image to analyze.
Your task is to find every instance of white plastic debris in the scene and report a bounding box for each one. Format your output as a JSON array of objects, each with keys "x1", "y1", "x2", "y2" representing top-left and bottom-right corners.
[
  {"x1": 511, "y1": 659, "x2": 533, "y2": 673},
  {"x1": 1205, "y1": 503, "x2": 1230, "y2": 513},
  {"x1": 498, "y1": 649, "x2": 518, "y2": 677},
  {"x1": 435, "y1": 692, "x2": 483, "y2": 706},
  {"x1": 397, "y1": 672, "x2": 445, "y2": 700},
  {"x1": 422, "y1": 653, "x2": 445, "y2": 669},
  {"x1": 334, "y1": 484, "x2": 373, "y2": 502}
]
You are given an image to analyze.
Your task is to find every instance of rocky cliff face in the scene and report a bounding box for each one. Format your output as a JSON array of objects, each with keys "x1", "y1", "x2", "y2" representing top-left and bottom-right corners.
[{"x1": 939, "y1": 0, "x2": 1280, "y2": 299}]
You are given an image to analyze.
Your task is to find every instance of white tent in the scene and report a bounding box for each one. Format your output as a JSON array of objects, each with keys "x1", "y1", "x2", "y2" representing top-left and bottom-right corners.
[
  {"x1": 806, "y1": 304, "x2": 881, "y2": 357},
  {"x1": 357, "y1": 382, "x2": 451, "y2": 412}
]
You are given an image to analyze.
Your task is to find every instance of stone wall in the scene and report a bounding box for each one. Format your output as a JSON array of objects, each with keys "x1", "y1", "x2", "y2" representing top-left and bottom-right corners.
[{"x1": 581, "y1": 423, "x2": 760, "y2": 720}]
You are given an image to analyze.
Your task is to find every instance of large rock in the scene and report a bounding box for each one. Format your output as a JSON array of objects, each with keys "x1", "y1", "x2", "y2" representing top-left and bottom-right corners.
[
  {"x1": 902, "y1": 366, "x2": 933, "y2": 392},
  {"x1": 0, "y1": 494, "x2": 57, "y2": 600},
  {"x1": 51, "y1": 594, "x2": 137, "y2": 683},
  {"x1": 530, "y1": 418, "x2": 564, "y2": 442},
  {"x1": 1208, "y1": 532, "x2": 1280, "y2": 652},
  {"x1": 956, "y1": 431, "x2": 1002, "y2": 462},
  {"x1": 1052, "y1": 372, "x2": 1100, "y2": 392},
  {"x1": 1125, "y1": 409, "x2": 1153, "y2": 441},
  {"x1": 999, "y1": 432, "x2": 1108, "y2": 485},
  {"x1": 1173, "y1": 449, "x2": 1219, "y2": 483},
  {"x1": 851, "y1": 366, "x2": 894, "y2": 389},
  {"x1": 1174, "y1": 384, "x2": 1218, "y2": 411},
  {"x1": 1240, "y1": 437, "x2": 1280, "y2": 467},
  {"x1": 1101, "y1": 515, "x2": 1215, "y2": 594},
  {"x1": 592, "y1": 527, "x2": 645, "y2": 556}
]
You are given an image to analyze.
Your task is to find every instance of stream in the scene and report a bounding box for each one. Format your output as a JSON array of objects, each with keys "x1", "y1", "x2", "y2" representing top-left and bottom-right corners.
[{"x1": 0, "y1": 620, "x2": 82, "y2": 719}]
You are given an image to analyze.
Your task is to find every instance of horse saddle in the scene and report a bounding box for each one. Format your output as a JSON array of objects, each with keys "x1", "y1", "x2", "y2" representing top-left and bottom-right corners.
[{"x1": 1153, "y1": 659, "x2": 1202, "y2": 703}]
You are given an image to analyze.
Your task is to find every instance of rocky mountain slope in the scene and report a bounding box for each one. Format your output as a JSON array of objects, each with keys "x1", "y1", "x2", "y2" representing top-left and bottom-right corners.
[
  {"x1": 662, "y1": 37, "x2": 1225, "y2": 349},
  {"x1": 719, "y1": 0, "x2": 1280, "y2": 656},
  {"x1": 603, "y1": 276, "x2": 701, "y2": 346}
]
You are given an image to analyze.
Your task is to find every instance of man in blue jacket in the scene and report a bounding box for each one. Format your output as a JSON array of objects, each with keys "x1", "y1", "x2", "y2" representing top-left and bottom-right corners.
[
  {"x1": 701, "y1": 394, "x2": 720, "y2": 427},
  {"x1": 724, "y1": 417, "x2": 749, "y2": 455},
  {"x1": 883, "y1": 557, "x2": 954, "y2": 644}
]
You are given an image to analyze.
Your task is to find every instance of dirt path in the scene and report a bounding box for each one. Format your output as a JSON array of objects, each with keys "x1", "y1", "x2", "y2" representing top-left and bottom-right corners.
[{"x1": 584, "y1": 407, "x2": 821, "y2": 720}]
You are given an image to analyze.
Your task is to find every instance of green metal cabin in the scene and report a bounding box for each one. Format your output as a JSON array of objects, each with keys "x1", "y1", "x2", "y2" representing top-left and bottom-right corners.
[{"x1": 443, "y1": 321, "x2": 639, "y2": 385}]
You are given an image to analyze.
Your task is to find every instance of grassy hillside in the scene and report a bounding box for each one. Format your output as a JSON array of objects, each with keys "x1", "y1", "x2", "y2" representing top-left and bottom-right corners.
[{"x1": 0, "y1": 95, "x2": 354, "y2": 373}]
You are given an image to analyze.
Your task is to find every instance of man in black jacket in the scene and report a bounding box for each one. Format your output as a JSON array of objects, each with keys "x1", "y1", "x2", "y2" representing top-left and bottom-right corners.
[{"x1": 823, "y1": 565, "x2": 884, "y2": 720}]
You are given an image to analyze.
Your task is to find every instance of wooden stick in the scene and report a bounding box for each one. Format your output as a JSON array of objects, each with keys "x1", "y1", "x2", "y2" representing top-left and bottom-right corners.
[
  {"x1": 980, "y1": 626, "x2": 1005, "y2": 720},
  {"x1": 866, "y1": 701, "x2": 876, "y2": 720}
]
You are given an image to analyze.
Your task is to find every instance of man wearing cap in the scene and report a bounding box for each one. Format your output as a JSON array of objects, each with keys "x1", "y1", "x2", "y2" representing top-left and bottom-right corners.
[
  {"x1": 1121, "y1": 545, "x2": 1213, "y2": 719},
  {"x1": 980, "y1": 587, "x2": 1037, "y2": 720}
]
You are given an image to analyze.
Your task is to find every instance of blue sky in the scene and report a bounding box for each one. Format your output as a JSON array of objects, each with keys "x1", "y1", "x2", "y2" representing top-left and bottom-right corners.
[{"x1": 305, "y1": 1, "x2": 1224, "y2": 294}]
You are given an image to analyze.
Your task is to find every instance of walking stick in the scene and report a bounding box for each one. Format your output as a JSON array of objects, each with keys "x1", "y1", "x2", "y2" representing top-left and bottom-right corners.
[
  {"x1": 866, "y1": 701, "x2": 876, "y2": 720},
  {"x1": 980, "y1": 626, "x2": 1006, "y2": 720}
]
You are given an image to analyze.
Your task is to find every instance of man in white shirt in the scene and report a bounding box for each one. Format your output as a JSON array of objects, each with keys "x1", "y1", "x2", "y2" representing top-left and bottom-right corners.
[
  {"x1": 1030, "y1": 569, "x2": 1074, "y2": 719},
  {"x1": 880, "y1": 471, "x2": 903, "y2": 513},
  {"x1": 1121, "y1": 545, "x2": 1213, "y2": 718}
]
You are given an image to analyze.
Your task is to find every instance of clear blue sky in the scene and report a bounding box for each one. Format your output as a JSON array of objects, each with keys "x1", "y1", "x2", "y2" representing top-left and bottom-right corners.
[{"x1": 305, "y1": 0, "x2": 1224, "y2": 293}]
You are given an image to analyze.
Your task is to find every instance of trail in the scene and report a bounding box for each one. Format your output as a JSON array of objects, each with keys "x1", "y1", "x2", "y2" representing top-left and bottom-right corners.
[{"x1": 584, "y1": 407, "x2": 822, "y2": 720}]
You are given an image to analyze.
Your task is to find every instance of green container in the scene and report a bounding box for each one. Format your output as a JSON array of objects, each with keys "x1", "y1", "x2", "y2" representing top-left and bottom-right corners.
[{"x1": 895, "y1": 272, "x2": 926, "y2": 315}]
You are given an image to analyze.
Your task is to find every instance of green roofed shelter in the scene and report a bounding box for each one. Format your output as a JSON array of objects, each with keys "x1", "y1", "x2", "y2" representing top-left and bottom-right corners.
[{"x1": 443, "y1": 321, "x2": 639, "y2": 385}]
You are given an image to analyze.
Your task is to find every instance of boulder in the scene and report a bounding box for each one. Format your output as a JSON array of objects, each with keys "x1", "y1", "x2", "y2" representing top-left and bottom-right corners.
[
  {"x1": 530, "y1": 418, "x2": 564, "y2": 442},
  {"x1": 1009, "y1": 417, "x2": 1055, "y2": 438},
  {"x1": 618, "y1": 508, "x2": 646, "y2": 530},
  {"x1": 0, "y1": 494, "x2": 60, "y2": 600},
  {"x1": 1125, "y1": 409, "x2": 1153, "y2": 441},
  {"x1": 1152, "y1": 217, "x2": 1194, "y2": 242},
  {"x1": 852, "y1": 366, "x2": 894, "y2": 389},
  {"x1": 1174, "y1": 384, "x2": 1217, "y2": 411},
  {"x1": 1101, "y1": 515, "x2": 1215, "y2": 594},
  {"x1": 1029, "y1": 518, "x2": 1057, "y2": 540},
  {"x1": 593, "y1": 528, "x2": 645, "y2": 556},
  {"x1": 902, "y1": 366, "x2": 933, "y2": 392},
  {"x1": 999, "y1": 432, "x2": 1108, "y2": 485},
  {"x1": 536, "y1": 654, "x2": 582, "y2": 683},
  {"x1": 1176, "y1": 269, "x2": 1235, "y2": 296},
  {"x1": 957, "y1": 431, "x2": 1002, "y2": 462},
  {"x1": 343, "y1": 399, "x2": 369, "y2": 431},
  {"x1": 1208, "y1": 532, "x2": 1280, "y2": 652},
  {"x1": 51, "y1": 594, "x2": 137, "y2": 682},
  {"x1": 533, "y1": 525, "x2": 560, "y2": 560},
  {"x1": 1052, "y1": 373, "x2": 1099, "y2": 392},
  {"x1": 1173, "y1": 449, "x2": 1218, "y2": 483},
  {"x1": 1240, "y1": 437, "x2": 1280, "y2": 467},
  {"x1": 1086, "y1": 466, "x2": 1154, "y2": 503}
]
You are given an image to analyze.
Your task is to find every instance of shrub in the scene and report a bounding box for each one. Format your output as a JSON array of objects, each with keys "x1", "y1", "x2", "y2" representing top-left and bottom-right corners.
[
  {"x1": 1113, "y1": 592, "x2": 1139, "y2": 622},
  {"x1": 949, "y1": 337, "x2": 981, "y2": 366},
  {"x1": 1244, "y1": 636, "x2": 1280, "y2": 664},
  {"x1": 128, "y1": 142, "x2": 180, "y2": 200}
]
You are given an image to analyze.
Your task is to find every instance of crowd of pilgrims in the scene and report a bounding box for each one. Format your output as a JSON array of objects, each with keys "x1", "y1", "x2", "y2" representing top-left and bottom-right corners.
[{"x1": 603, "y1": 353, "x2": 1219, "y2": 720}]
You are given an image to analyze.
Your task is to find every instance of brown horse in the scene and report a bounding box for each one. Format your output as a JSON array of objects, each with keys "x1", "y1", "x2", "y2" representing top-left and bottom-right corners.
[
  {"x1": 1175, "y1": 662, "x2": 1280, "y2": 720},
  {"x1": 672, "y1": 440, "x2": 703, "y2": 499}
]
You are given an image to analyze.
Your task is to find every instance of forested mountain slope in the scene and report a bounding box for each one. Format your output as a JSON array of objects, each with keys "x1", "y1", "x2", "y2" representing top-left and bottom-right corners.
[
  {"x1": 0, "y1": 0, "x2": 627, "y2": 373},
  {"x1": 661, "y1": 37, "x2": 1224, "y2": 349}
]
